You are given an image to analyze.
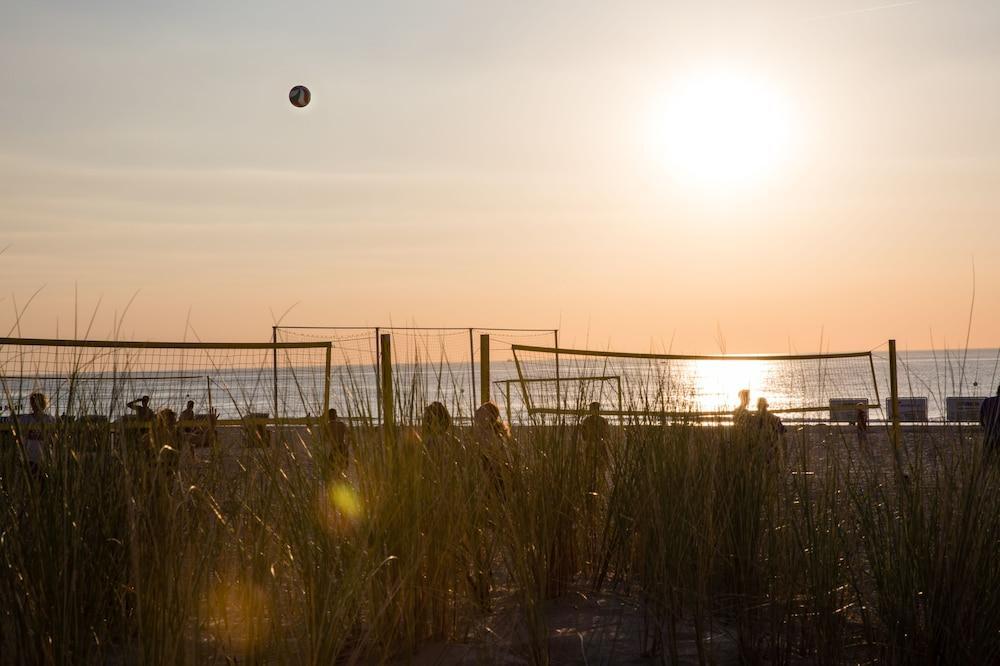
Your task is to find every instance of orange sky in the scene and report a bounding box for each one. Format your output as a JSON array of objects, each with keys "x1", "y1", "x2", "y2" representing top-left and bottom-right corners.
[{"x1": 1, "y1": 2, "x2": 998, "y2": 353}]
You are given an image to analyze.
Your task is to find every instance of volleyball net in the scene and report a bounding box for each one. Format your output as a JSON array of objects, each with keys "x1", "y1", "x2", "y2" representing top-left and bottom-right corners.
[
  {"x1": 511, "y1": 344, "x2": 881, "y2": 422},
  {"x1": 0, "y1": 338, "x2": 331, "y2": 425},
  {"x1": 274, "y1": 327, "x2": 558, "y2": 423}
]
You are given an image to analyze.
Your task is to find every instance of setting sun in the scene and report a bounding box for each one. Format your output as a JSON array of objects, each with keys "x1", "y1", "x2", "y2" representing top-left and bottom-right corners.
[{"x1": 648, "y1": 70, "x2": 798, "y2": 189}]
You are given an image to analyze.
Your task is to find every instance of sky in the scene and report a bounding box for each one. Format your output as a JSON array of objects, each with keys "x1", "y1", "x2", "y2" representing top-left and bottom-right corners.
[{"x1": 1, "y1": 0, "x2": 998, "y2": 353}]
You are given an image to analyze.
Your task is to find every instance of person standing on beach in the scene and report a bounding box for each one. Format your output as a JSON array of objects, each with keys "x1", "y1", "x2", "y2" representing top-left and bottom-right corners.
[
  {"x1": 326, "y1": 408, "x2": 351, "y2": 472},
  {"x1": 579, "y1": 401, "x2": 611, "y2": 495},
  {"x1": 980, "y1": 385, "x2": 1000, "y2": 456},
  {"x1": 754, "y1": 397, "x2": 786, "y2": 467},
  {"x1": 474, "y1": 401, "x2": 512, "y2": 493},
  {"x1": 733, "y1": 389, "x2": 751, "y2": 429},
  {"x1": 127, "y1": 395, "x2": 155, "y2": 421},
  {"x1": 581, "y1": 401, "x2": 610, "y2": 445},
  {"x1": 18, "y1": 392, "x2": 55, "y2": 474},
  {"x1": 421, "y1": 401, "x2": 458, "y2": 449},
  {"x1": 755, "y1": 398, "x2": 786, "y2": 435},
  {"x1": 855, "y1": 403, "x2": 869, "y2": 445}
]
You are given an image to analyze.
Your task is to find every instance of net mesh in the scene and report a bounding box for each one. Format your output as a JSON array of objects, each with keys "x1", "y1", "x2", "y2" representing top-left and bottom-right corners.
[
  {"x1": 0, "y1": 338, "x2": 330, "y2": 423},
  {"x1": 275, "y1": 327, "x2": 557, "y2": 423},
  {"x1": 511, "y1": 344, "x2": 881, "y2": 422},
  {"x1": 871, "y1": 348, "x2": 1000, "y2": 421}
]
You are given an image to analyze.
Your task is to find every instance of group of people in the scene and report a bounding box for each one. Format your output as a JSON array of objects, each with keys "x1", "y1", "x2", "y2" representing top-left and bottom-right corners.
[
  {"x1": 325, "y1": 399, "x2": 514, "y2": 475},
  {"x1": 3, "y1": 392, "x2": 206, "y2": 468},
  {"x1": 126, "y1": 395, "x2": 199, "y2": 428},
  {"x1": 10, "y1": 383, "x2": 1000, "y2": 475},
  {"x1": 732, "y1": 389, "x2": 786, "y2": 437}
]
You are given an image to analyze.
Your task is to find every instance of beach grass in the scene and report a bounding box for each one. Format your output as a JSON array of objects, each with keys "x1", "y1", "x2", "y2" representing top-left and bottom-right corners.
[{"x1": 1, "y1": 384, "x2": 999, "y2": 665}]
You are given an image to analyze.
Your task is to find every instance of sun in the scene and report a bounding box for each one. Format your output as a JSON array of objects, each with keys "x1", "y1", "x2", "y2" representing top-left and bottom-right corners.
[{"x1": 647, "y1": 70, "x2": 798, "y2": 190}]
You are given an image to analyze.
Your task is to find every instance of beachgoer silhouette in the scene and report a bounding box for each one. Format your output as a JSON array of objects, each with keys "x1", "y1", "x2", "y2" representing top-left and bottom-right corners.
[
  {"x1": 179, "y1": 400, "x2": 195, "y2": 423},
  {"x1": 755, "y1": 398, "x2": 786, "y2": 434},
  {"x1": 579, "y1": 401, "x2": 611, "y2": 495},
  {"x1": 473, "y1": 401, "x2": 510, "y2": 446},
  {"x1": 754, "y1": 398, "x2": 786, "y2": 467},
  {"x1": 474, "y1": 401, "x2": 512, "y2": 493},
  {"x1": 580, "y1": 401, "x2": 610, "y2": 446},
  {"x1": 327, "y1": 408, "x2": 351, "y2": 471},
  {"x1": 421, "y1": 401, "x2": 457, "y2": 448},
  {"x1": 127, "y1": 395, "x2": 154, "y2": 421},
  {"x1": 733, "y1": 389, "x2": 752, "y2": 429},
  {"x1": 156, "y1": 408, "x2": 178, "y2": 448},
  {"x1": 980, "y1": 385, "x2": 1000, "y2": 457},
  {"x1": 855, "y1": 403, "x2": 869, "y2": 444},
  {"x1": 469, "y1": 401, "x2": 510, "y2": 610},
  {"x1": 18, "y1": 392, "x2": 55, "y2": 472}
]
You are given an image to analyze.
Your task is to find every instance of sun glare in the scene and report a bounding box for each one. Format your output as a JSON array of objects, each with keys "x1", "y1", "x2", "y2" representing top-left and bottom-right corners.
[
  {"x1": 692, "y1": 359, "x2": 772, "y2": 413},
  {"x1": 648, "y1": 70, "x2": 798, "y2": 190}
]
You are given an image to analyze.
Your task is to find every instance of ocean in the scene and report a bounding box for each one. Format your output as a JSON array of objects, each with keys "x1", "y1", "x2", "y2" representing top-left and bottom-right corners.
[{"x1": 2, "y1": 348, "x2": 998, "y2": 424}]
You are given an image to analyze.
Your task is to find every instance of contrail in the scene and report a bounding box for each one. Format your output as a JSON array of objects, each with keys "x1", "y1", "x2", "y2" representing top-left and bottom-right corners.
[{"x1": 802, "y1": 1, "x2": 921, "y2": 24}]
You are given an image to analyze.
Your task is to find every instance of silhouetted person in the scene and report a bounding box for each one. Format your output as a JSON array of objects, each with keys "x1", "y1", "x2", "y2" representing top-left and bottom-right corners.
[
  {"x1": 179, "y1": 400, "x2": 195, "y2": 423},
  {"x1": 474, "y1": 401, "x2": 511, "y2": 493},
  {"x1": 733, "y1": 389, "x2": 752, "y2": 429},
  {"x1": 158, "y1": 408, "x2": 177, "y2": 429},
  {"x1": 327, "y1": 408, "x2": 351, "y2": 471},
  {"x1": 156, "y1": 408, "x2": 178, "y2": 453},
  {"x1": 855, "y1": 403, "x2": 869, "y2": 444},
  {"x1": 980, "y1": 385, "x2": 1000, "y2": 457},
  {"x1": 754, "y1": 398, "x2": 785, "y2": 435},
  {"x1": 579, "y1": 401, "x2": 611, "y2": 495},
  {"x1": 753, "y1": 398, "x2": 785, "y2": 464},
  {"x1": 473, "y1": 401, "x2": 510, "y2": 446},
  {"x1": 127, "y1": 395, "x2": 154, "y2": 421},
  {"x1": 580, "y1": 401, "x2": 610, "y2": 446},
  {"x1": 18, "y1": 392, "x2": 55, "y2": 473},
  {"x1": 421, "y1": 401, "x2": 457, "y2": 448}
]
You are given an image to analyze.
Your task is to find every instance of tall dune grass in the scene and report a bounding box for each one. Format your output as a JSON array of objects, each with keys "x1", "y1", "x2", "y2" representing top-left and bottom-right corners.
[{"x1": 2, "y1": 371, "x2": 999, "y2": 665}]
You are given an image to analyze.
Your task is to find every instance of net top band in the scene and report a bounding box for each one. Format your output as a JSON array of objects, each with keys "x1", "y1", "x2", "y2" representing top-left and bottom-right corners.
[
  {"x1": 0, "y1": 338, "x2": 331, "y2": 351},
  {"x1": 511, "y1": 344, "x2": 872, "y2": 362}
]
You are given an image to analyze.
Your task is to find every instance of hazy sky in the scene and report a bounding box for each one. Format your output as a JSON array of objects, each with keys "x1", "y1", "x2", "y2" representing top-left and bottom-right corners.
[{"x1": 1, "y1": 1, "x2": 998, "y2": 352}]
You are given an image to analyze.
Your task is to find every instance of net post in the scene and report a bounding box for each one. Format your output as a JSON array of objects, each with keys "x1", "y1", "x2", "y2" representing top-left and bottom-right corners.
[
  {"x1": 206, "y1": 375, "x2": 216, "y2": 445},
  {"x1": 889, "y1": 339, "x2": 901, "y2": 452},
  {"x1": 869, "y1": 352, "x2": 881, "y2": 407},
  {"x1": 323, "y1": 343, "x2": 332, "y2": 420},
  {"x1": 554, "y1": 330, "x2": 561, "y2": 422},
  {"x1": 617, "y1": 376, "x2": 623, "y2": 416},
  {"x1": 505, "y1": 381, "x2": 512, "y2": 425},
  {"x1": 380, "y1": 333, "x2": 394, "y2": 442},
  {"x1": 272, "y1": 326, "x2": 279, "y2": 422},
  {"x1": 469, "y1": 328, "x2": 476, "y2": 414},
  {"x1": 512, "y1": 346, "x2": 535, "y2": 416},
  {"x1": 375, "y1": 327, "x2": 382, "y2": 425},
  {"x1": 480, "y1": 334, "x2": 490, "y2": 405}
]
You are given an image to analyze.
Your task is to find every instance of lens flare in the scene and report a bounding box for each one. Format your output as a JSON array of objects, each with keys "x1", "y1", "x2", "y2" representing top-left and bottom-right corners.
[
  {"x1": 203, "y1": 578, "x2": 270, "y2": 654},
  {"x1": 317, "y1": 481, "x2": 363, "y2": 533}
]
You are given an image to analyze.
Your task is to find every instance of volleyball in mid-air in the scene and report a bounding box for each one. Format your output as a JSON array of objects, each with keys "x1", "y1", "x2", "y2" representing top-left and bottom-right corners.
[{"x1": 289, "y1": 85, "x2": 311, "y2": 108}]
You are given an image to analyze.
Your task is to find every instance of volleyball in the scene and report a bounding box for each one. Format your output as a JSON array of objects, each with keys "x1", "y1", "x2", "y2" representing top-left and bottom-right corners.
[{"x1": 289, "y1": 85, "x2": 311, "y2": 108}]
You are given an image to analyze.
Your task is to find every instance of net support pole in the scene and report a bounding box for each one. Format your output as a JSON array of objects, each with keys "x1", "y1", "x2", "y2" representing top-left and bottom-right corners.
[
  {"x1": 272, "y1": 326, "x2": 279, "y2": 421},
  {"x1": 206, "y1": 375, "x2": 216, "y2": 445},
  {"x1": 380, "y1": 333, "x2": 394, "y2": 443},
  {"x1": 375, "y1": 327, "x2": 382, "y2": 425},
  {"x1": 889, "y1": 339, "x2": 902, "y2": 453},
  {"x1": 480, "y1": 334, "x2": 490, "y2": 405},
  {"x1": 323, "y1": 344, "x2": 331, "y2": 420},
  {"x1": 554, "y1": 329, "x2": 561, "y2": 422},
  {"x1": 469, "y1": 328, "x2": 476, "y2": 415}
]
